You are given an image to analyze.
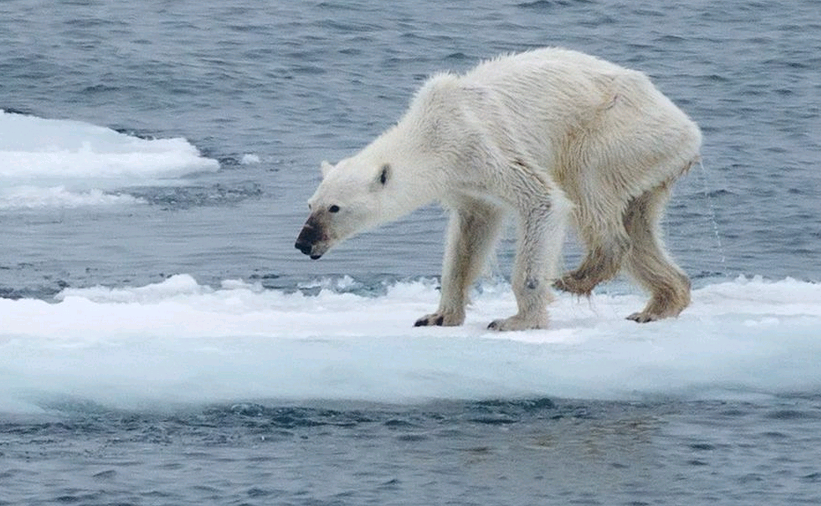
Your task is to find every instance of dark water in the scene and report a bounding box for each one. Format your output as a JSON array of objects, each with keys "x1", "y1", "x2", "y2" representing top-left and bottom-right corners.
[
  {"x1": 3, "y1": 397, "x2": 821, "y2": 505},
  {"x1": 2, "y1": 0, "x2": 821, "y2": 504}
]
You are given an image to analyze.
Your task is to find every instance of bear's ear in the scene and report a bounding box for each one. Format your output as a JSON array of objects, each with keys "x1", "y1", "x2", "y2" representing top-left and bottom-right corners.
[
  {"x1": 378, "y1": 163, "x2": 390, "y2": 186},
  {"x1": 320, "y1": 160, "x2": 334, "y2": 179}
]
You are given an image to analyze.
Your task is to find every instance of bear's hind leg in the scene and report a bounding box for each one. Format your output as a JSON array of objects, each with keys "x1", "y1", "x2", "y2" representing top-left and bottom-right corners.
[
  {"x1": 415, "y1": 199, "x2": 505, "y2": 327},
  {"x1": 554, "y1": 215, "x2": 631, "y2": 296},
  {"x1": 623, "y1": 184, "x2": 690, "y2": 322}
]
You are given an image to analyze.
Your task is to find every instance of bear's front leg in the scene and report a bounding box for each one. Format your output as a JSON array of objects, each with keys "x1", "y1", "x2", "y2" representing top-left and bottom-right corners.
[
  {"x1": 488, "y1": 190, "x2": 571, "y2": 331},
  {"x1": 415, "y1": 200, "x2": 505, "y2": 328}
]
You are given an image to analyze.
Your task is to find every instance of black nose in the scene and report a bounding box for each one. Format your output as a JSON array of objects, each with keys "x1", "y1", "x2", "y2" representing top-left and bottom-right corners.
[
  {"x1": 295, "y1": 222, "x2": 321, "y2": 257},
  {"x1": 295, "y1": 239, "x2": 312, "y2": 255}
]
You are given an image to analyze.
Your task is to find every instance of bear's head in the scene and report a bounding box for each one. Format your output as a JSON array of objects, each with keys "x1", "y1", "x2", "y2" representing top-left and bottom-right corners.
[
  {"x1": 295, "y1": 157, "x2": 401, "y2": 260},
  {"x1": 295, "y1": 86, "x2": 457, "y2": 259}
]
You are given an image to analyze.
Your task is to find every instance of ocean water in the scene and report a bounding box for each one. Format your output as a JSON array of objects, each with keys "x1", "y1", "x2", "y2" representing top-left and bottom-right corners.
[{"x1": 1, "y1": 0, "x2": 820, "y2": 504}]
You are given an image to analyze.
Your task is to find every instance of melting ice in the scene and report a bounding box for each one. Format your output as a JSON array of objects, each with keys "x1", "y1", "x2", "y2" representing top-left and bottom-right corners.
[
  {"x1": 1, "y1": 275, "x2": 820, "y2": 413},
  {"x1": 0, "y1": 110, "x2": 218, "y2": 209}
]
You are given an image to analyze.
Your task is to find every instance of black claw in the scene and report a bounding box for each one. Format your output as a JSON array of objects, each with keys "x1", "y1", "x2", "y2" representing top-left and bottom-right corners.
[
  {"x1": 414, "y1": 315, "x2": 445, "y2": 327},
  {"x1": 626, "y1": 313, "x2": 654, "y2": 323}
]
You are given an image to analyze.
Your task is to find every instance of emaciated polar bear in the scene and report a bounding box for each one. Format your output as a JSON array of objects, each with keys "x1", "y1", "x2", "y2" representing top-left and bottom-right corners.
[{"x1": 296, "y1": 48, "x2": 701, "y2": 331}]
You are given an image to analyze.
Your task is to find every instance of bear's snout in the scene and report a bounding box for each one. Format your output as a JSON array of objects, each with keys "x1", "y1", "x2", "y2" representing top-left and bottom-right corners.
[
  {"x1": 294, "y1": 237, "x2": 314, "y2": 257},
  {"x1": 295, "y1": 218, "x2": 325, "y2": 259}
]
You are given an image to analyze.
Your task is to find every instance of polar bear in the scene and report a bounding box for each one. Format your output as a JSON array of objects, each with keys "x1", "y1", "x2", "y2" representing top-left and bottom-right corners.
[{"x1": 295, "y1": 48, "x2": 701, "y2": 331}]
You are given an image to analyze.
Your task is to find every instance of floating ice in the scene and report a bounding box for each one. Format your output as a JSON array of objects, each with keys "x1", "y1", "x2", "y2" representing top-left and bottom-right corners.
[
  {"x1": 1, "y1": 276, "x2": 820, "y2": 412},
  {"x1": 240, "y1": 153, "x2": 261, "y2": 165},
  {"x1": 0, "y1": 185, "x2": 144, "y2": 210},
  {"x1": 0, "y1": 110, "x2": 219, "y2": 209}
]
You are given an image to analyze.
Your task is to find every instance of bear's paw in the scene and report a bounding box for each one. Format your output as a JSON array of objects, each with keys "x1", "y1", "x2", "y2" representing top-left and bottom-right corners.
[
  {"x1": 414, "y1": 312, "x2": 463, "y2": 327},
  {"x1": 553, "y1": 271, "x2": 598, "y2": 296},
  {"x1": 487, "y1": 314, "x2": 548, "y2": 331},
  {"x1": 626, "y1": 311, "x2": 660, "y2": 323}
]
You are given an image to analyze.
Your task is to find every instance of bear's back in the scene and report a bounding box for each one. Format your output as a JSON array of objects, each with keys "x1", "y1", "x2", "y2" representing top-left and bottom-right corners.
[
  {"x1": 463, "y1": 48, "x2": 634, "y2": 88},
  {"x1": 449, "y1": 48, "x2": 700, "y2": 196},
  {"x1": 457, "y1": 47, "x2": 660, "y2": 127}
]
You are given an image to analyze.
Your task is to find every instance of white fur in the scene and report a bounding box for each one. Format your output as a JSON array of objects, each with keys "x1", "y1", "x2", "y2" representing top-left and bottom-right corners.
[{"x1": 299, "y1": 48, "x2": 701, "y2": 330}]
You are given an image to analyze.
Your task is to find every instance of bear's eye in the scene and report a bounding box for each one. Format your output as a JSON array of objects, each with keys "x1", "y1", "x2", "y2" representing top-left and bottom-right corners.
[{"x1": 328, "y1": 205, "x2": 340, "y2": 213}]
